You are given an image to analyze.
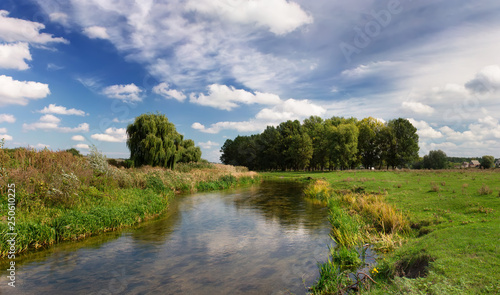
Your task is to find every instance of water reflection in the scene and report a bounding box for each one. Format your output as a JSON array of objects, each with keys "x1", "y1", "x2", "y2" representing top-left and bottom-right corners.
[{"x1": 0, "y1": 181, "x2": 331, "y2": 294}]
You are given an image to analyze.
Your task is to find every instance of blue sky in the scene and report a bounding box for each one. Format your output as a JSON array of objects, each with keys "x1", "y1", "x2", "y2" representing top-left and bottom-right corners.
[{"x1": 1, "y1": 0, "x2": 500, "y2": 162}]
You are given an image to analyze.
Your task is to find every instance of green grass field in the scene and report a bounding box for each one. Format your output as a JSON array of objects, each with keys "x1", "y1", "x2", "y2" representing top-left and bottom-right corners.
[{"x1": 263, "y1": 170, "x2": 500, "y2": 294}]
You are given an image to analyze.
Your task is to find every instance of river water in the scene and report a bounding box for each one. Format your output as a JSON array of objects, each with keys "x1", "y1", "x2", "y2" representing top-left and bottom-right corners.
[{"x1": 0, "y1": 181, "x2": 332, "y2": 294}]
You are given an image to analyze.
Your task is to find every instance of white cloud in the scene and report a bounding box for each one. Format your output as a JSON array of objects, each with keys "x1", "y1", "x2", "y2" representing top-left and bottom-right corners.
[
  {"x1": 102, "y1": 84, "x2": 142, "y2": 102},
  {"x1": 198, "y1": 141, "x2": 219, "y2": 149},
  {"x1": 71, "y1": 135, "x2": 85, "y2": 141},
  {"x1": 341, "y1": 61, "x2": 399, "y2": 79},
  {"x1": 23, "y1": 115, "x2": 89, "y2": 133},
  {"x1": 0, "y1": 134, "x2": 12, "y2": 141},
  {"x1": 190, "y1": 84, "x2": 281, "y2": 111},
  {"x1": 193, "y1": 96, "x2": 326, "y2": 134},
  {"x1": 465, "y1": 65, "x2": 500, "y2": 93},
  {"x1": 74, "y1": 143, "x2": 90, "y2": 149},
  {"x1": 408, "y1": 118, "x2": 443, "y2": 139},
  {"x1": 91, "y1": 127, "x2": 127, "y2": 142},
  {"x1": 49, "y1": 12, "x2": 70, "y2": 26},
  {"x1": 191, "y1": 120, "x2": 269, "y2": 134},
  {"x1": 186, "y1": 0, "x2": 313, "y2": 35},
  {"x1": 0, "y1": 75, "x2": 50, "y2": 106},
  {"x1": 83, "y1": 26, "x2": 110, "y2": 39},
  {"x1": 0, "y1": 42, "x2": 31, "y2": 70},
  {"x1": 401, "y1": 101, "x2": 435, "y2": 116},
  {"x1": 0, "y1": 128, "x2": 7, "y2": 133},
  {"x1": 47, "y1": 63, "x2": 64, "y2": 71},
  {"x1": 0, "y1": 10, "x2": 68, "y2": 44},
  {"x1": 152, "y1": 82, "x2": 186, "y2": 102},
  {"x1": 38, "y1": 104, "x2": 86, "y2": 116},
  {"x1": 0, "y1": 114, "x2": 15, "y2": 123},
  {"x1": 256, "y1": 98, "x2": 326, "y2": 121}
]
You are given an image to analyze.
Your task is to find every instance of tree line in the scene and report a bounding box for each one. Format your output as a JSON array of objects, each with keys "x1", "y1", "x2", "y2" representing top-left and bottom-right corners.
[{"x1": 220, "y1": 116, "x2": 419, "y2": 171}]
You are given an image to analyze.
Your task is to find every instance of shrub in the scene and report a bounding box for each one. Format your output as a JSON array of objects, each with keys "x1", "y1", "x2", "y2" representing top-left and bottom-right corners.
[{"x1": 478, "y1": 184, "x2": 493, "y2": 195}]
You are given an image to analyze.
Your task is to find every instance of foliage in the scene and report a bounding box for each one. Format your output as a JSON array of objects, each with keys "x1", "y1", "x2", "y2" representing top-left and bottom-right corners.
[
  {"x1": 422, "y1": 150, "x2": 448, "y2": 169},
  {"x1": 88, "y1": 145, "x2": 114, "y2": 176},
  {"x1": 480, "y1": 155, "x2": 495, "y2": 169},
  {"x1": 126, "y1": 112, "x2": 201, "y2": 169},
  {"x1": 220, "y1": 116, "x2": 419, "y2": 171}
]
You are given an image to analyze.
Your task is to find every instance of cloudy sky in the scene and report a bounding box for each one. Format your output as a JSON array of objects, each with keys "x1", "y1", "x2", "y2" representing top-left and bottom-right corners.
[{"x1": 1, "y1": 0, "x2": 499, "y2": 162}]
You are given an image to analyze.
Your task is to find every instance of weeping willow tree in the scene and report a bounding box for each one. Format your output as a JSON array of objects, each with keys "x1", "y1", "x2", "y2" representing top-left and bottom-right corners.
[{"x1": 126, "y1": 113, "x2": 201, "y2": 169}]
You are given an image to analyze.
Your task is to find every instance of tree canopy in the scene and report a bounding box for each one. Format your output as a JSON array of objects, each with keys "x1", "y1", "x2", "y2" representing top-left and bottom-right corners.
[
  {"x1": 220, "y1": 116, "x2": 419, "y2": 171},
  {"x1": 126, "y1": 113, "x2": 201, "y2": 168}
]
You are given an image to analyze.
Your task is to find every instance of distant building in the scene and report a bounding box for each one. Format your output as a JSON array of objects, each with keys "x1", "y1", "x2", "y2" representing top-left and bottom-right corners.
[
  {"x1": 496, "y1": 159, "x2": 500, "y2": 167},
  {"x1": 469, "y1": 160, "x2": 480, "y2": 168},
  {"x1": 461, "y1": 162, "x2": 469, "y2": 168}
]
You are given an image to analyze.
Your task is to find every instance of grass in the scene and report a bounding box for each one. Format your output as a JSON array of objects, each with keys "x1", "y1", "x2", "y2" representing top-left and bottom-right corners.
[
  {"x1": 0, "y1": 147, "x2": 259, "y2": 257},
  {"x1": 263, "y1": 169, "x2": 500, "y2": 294}
]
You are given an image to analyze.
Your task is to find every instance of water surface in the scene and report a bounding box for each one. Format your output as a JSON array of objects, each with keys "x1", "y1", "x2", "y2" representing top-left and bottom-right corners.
[{"x1": 0, "y1": 181, "x2": 331, "y2": 294}]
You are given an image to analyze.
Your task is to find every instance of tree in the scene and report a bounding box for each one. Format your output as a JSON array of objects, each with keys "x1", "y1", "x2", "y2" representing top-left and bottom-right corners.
[
  {"x1": 480, "y1": 155, "x2": 495, "y2": 169},
  {"x1": 327, "y1": 123, "x2": 359, "y2": 170},
  {"x1": 126, "y1": 113, "x2": 197, "y2": 169},
  {"x1": 257, "y1": 126, "x2": 282, "y2": 170},
  {"x1": 384, "y1": 118, "x2": 419, "y2": 169},
  {"x1": 303, "y1": 116, "x2": 329, "y2": 170},
  {"x1": 177, "y1": 139, "x2": 202, "y2": 163},
  {"x1": 422, "y1": 150, "x2": 448, "y2": 169},
  {"x1": 357, "y1": 117, "x2": 384, "y2": 169},
  {"x1": 65, "y1": 148, "x2": 82, "y2": 157}
]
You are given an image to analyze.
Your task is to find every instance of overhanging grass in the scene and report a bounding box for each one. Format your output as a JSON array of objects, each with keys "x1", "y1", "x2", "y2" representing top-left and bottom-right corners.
[{"x1": 264, "y1": 170, "x2": 500, "y2": 294}]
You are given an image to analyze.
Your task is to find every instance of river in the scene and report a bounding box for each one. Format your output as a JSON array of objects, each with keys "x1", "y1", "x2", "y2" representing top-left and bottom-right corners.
[{"x1": 0, "y1": 181, "x2": 332, "y2": 294}]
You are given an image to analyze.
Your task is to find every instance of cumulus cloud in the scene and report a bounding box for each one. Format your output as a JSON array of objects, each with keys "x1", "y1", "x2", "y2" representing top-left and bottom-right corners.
[
  {"x1": 38, "y1": 104, "x2": 86, "y2": 116},
  {"x1": 71, "y1": 135, "x2": 85, "y2": 141},
  {"x1": 0, "y1": 114, "x2": 15, "y2": 123},
  {"x1": 23, "y1": 115, "x2": 89, "y2": 133},
  {"x1": 0, "y1": 42, "x2": 31, "y2": 70},
  {"x1": 83, "y1": 26, "x2": 110, "y2": 39},
  {"x1": 0, "y1": 134, "x2": 12, "y2": 141},
  {"x1": 401, "y1": 101, "x2": 435, "y2": 116},
  {"x1": 91, "y1": 127, "x2": 127, "y2": 142},
  {"x1": 190, "y1": 84, "x2": 281, "y2": 111},
  {"x1": 0, "y1": 10, "x2": 68, "y2": 44},
  {"x1": 74, "y1": 143, "x2": 90, "y2": 149},
  {"x1": 186, "y1": 0, "x2": 313, "y2": 35},
  {"x1": 49, "y1": 12, "x2": 70, "y2": 26},
  {"x1": 465, "y1": 65, "x2": 500, "y2": 93},
  {"x1": 408, "y1": 118, "x2": 443, "y2": 139},
  {"x1": 0, "y1": 75, "x2": 50, "y2": 106},
  {"x1": 152, "y1": 82, "x2": 186, "y2": 102},
  {"x1": 192, "y1": 95, "x2": 326, "y2": 134},
  {"x1": 102, "y1": 84, "x2": 142, "y2": 102},
  {"x1": 256, "y1": 98, "x2": 326, "y2": 121}
]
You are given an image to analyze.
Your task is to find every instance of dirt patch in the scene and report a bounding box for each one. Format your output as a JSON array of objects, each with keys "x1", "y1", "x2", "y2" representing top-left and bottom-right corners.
[{"x1": 395, "y1": 253, "x2": 434, "y2": 278}]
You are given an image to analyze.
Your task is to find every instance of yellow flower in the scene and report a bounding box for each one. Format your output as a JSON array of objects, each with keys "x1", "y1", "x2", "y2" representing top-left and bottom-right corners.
[{"x1": 371, "y1": 268, "x2": 379, "y2": 274}]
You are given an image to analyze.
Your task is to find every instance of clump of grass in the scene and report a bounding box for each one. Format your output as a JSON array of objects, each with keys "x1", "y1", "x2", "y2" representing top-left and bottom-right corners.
[
  {"x1": 430, "y1": 182, "x2": 440, "y2": 192},
  {"x1": 478, "y1": 184, "x2": 493, "y2": 195},
  {"x1": 304, "y1": 179, "x2": 332, "y2": 204}
]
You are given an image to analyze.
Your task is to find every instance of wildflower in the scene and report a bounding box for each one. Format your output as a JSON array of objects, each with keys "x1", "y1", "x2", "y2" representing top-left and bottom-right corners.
[{"x1": 371, "y1": 267, "x2": 379, "y2": 274}]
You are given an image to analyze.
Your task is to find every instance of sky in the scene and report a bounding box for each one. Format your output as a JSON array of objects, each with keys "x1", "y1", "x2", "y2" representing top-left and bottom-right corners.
[{"x1": 0, "y1": 0, "x2": 499, "y2": 162}]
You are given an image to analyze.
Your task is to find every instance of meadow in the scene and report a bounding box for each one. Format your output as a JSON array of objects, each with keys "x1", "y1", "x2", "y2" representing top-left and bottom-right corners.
[
  {"x1": 0, "y1": 147, "x2": 258, "y2": 257},
  {"x1": 263, "y1": 169, "x2": 500, "y2": 294}
]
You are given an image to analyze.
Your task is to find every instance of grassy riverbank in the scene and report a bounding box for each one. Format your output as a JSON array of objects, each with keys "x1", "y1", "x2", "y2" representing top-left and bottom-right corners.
[
  {"x1": 0, "y1": 148, "x2": 258, "y2": 257},
  {"x1": 262, "y1": 170, "x2": 500, "y2": 294}
]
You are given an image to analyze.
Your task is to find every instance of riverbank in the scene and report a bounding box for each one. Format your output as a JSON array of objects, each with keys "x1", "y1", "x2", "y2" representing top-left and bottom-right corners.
[
  {"x1": 263, "y1": 170, "x2": 500, "y2": 294},
  {"x1": 0, "y1": 148, "x2": 258, "y2": 257}
]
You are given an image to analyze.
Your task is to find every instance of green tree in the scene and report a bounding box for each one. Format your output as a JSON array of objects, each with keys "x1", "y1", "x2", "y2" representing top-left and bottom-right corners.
[
  {"x1": 276, "y1": 120, "x2": 313, "y2": 170},
  {"x1": 328, "y1": 123, "x2": 359, "y2": 170},
  {"x1": 384, "y1": 118, "x2": 419, "y2": 169},
  {"x1": 177, "y1": 139, "x2": 202, "y2": 163},
  {"x1": 257, "y1": 126, "x2": 282, "y2": 170},
  {"x1": 480, "y1": 155, "x2": 495, "y2": 169},
  {"x1": 303, "y1": 116, "x2": 328, "y2": 170},
  {"x1": 357, "y1": 117, "x2": 384, "y2": 169},
  {"x1": 65, "y1": 148, "x2": 82, "y2": 157},
  {"x1": 422, "y1": 150, "x2": 448, "y2": 169},
  {"x1": 126, "y1": 113, "x2": 184, "y2": 169}
]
